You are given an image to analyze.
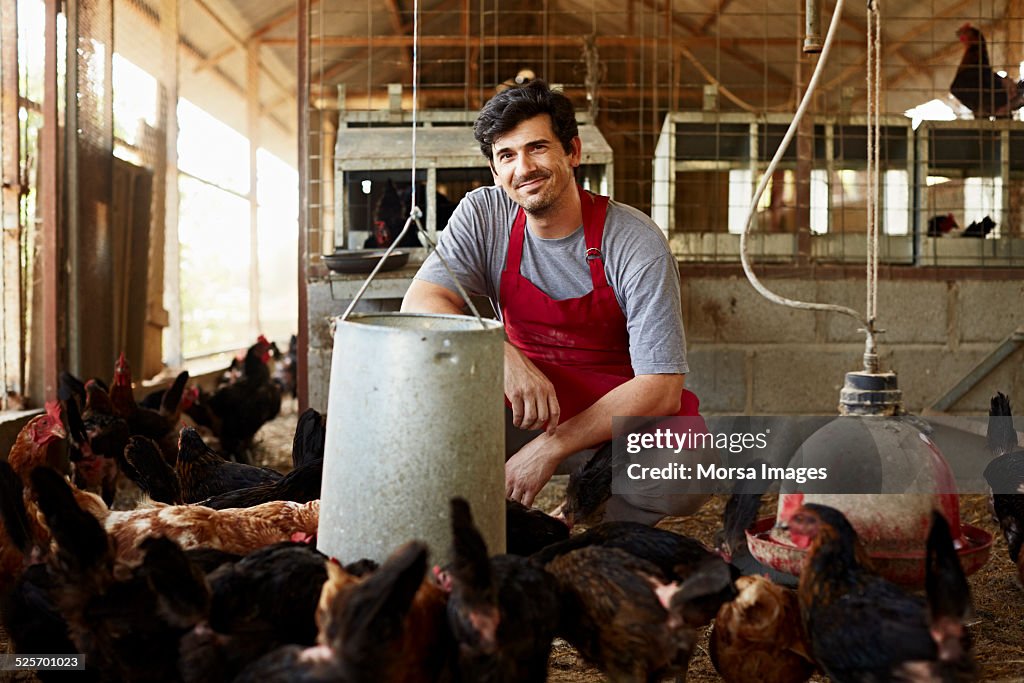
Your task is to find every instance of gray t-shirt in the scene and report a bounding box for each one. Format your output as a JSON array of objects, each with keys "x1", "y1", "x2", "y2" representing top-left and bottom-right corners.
[{"x1": 414, "y1": 185, "x2": 688, "y2": 375}]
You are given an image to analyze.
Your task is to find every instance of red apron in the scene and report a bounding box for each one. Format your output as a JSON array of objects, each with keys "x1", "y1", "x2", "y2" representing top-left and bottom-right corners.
[{"x1": 499, "y1": 185, "x2": 700, "y2": 423}]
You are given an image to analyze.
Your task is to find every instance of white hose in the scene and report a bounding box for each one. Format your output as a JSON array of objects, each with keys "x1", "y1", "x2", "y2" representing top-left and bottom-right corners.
[{"x1": 738, "y1": 0, "x2": 878, "y2": 362}]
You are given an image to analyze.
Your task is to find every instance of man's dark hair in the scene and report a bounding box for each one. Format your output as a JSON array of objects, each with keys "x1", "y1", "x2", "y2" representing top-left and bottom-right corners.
[{"x1": 473, "y1": 80, "x2": 578, "y2": 160}]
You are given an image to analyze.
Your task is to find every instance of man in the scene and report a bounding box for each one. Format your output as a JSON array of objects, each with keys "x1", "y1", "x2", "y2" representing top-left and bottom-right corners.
[{"x1": 402, "y1": 81, "x2": 706, "y2": 517}]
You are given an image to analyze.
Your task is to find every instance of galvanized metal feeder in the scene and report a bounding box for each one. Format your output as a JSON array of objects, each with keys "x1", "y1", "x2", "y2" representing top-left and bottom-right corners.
[{"x1": 318, "y1": 311, "x2": 506, "y2": 565}]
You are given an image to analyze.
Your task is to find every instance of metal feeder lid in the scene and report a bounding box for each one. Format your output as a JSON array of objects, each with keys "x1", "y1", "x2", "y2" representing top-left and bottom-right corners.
[{"x1": 839, "y1": 370, "x2": 903, "y2": 416}]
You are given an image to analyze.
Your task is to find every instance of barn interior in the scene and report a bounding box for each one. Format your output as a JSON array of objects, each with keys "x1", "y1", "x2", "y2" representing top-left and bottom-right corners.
[{"x1": 1, "y1": 0, "x2": 1023, "y2": 680}]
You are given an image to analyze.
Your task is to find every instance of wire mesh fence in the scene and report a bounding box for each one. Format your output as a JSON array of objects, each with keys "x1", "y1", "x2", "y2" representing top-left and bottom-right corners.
[{"x1": 304, "y1": 0, "x2": 1024, "y2": 269}]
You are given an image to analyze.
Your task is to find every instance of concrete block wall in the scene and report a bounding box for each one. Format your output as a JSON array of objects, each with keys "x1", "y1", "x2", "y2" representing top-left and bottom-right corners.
[
  {"x1": 681, "y1": 276, "x2": 1024, "y2": 415},
  {"x1": 307, "y1": 274, "x2": 1024, "y2": 416}
]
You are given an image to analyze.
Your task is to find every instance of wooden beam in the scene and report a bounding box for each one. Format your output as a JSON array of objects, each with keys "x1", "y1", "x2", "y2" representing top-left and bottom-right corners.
[
  {"x1": 696, "y1": 0, "x2": 736, "y2": 35},
  {"x1": 837, "y1": 11, "x2": 931, "y2": 83},
  {"x1": 821, "y1": 0, "x2": 975, "y2": 93},
  {"x1": 262, "y1": 34, "x2": 858, "y2": 49},
  {"x1": 638, "y1": 0, "x2": 792, "y2": 88},
  {"x1": 121, "y1": 0, "x2": 294, "y2": 134},
  {"x1": 191, "y1": 0, "x2": 293, "y2": 104},
  {"x1": 194, "y1": 1, "x2": 318, "y2": 74}
]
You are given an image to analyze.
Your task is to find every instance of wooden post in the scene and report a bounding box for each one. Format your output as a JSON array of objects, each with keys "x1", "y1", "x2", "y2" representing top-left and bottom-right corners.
[
  {"x1": 297, "y1": 0, "x2": 310, "y2": 412},
  {"x1": 163, "y1": 0, "x2": 182, "y2": 368},
  {"x1": 0, "y1": 0, "x2": 23, "y2": 408},
  {"x1": 41, "y1": 0, "x2": 59, "y2": 402},
  {"x1": 248, "y1": 41, "x2": 262, "y2": 338}
]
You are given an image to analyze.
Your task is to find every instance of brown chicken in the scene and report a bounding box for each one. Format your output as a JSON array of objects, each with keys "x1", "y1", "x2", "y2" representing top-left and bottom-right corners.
[
  {"x1": 1, "y1": 406, "x2": 67, "y2": 590},
  {"x1": 98, "y1": 496, "x2": 321, "y2": 565},
  {"x1": 788, "y1": 503, "x2": 974, "y2": 682},
  {"x1": 544, "y1": 545, "x2": 696, "y2": 682},
  {"x1": 709, "y1": 574, "x2": 815, "y2": 683},
  {"x1": 950, "y1": 23, "x2": 1024, "y2": 117}
]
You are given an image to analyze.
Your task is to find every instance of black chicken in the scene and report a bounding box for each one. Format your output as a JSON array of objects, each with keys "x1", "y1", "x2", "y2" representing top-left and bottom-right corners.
[
  {"x1": 179, "y1": 542, "x2": 329, "y2": 682},
  {"x1": 121, "y1": 435, "x2": 183, "y2": 504},
  {"x1": 962, "y1": 215, "x2": 996, "y2": 238},
  {"x1": 175, "y1": 426, "x2": 283, "y2": 504},
  {"x1": 233, "y1": 541, "x2": 432, "y2": 683},
  {"x1": 291, "y1": 407, "x2": 327, "y2": 470},
  {"x1": 446, "y1": 497, "x2": 561, "y2": 683},
  {"x1": 950, "y1": 24, "x2": 1024, "y2": 118},
  {"x1": 984, "y1": 392, "x2": 1024, "y2": 564},
  {"x1": 196, "y1": 457, "x2": 323, "y2": 510},
  {"x1": 531, "y1": 520, "x2": 728, "y2": 584},
  {"x1": 788, "y1": 503, "x2": 974, "y2": 682},
  {"x1": 30, "y1": 466, "x2": 211, "y2": 681},
  {"x1": 504, "y1": 498, "x2": 569, "y2": 555},
  {"x1": 191, "y1": 338, "x2": 282, "y2": 461}
]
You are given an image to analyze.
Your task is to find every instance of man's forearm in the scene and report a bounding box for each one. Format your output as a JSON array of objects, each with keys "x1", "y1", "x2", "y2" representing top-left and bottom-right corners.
[{"x1": 527, "y1": 373, "x2": 685, "y2": 464}]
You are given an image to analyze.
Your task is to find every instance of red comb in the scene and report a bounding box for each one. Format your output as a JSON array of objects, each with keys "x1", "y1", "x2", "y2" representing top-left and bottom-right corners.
[{"x1": 45, "y1": 400, "x2": 61, "y2": 419}]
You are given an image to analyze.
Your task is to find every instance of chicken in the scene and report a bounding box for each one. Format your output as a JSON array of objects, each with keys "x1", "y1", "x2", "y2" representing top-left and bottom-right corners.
[
  {"x1": 99, "y1": 497, "x2": 321, "y2": 565},
  {"x1": 983, "y1": 392, "x2": 1024, "y2": 566},
  {"x1": 559, "y1": 439, "x2": 613, "y2": 528},
  {"x1": 234, "y1": 541, "x2": 440, "y2": 683},
  {"x1": 505, "y1": 498, "x2": 569, "y2": 555},
  {"x1": 532, "y1": 520, "x2": 728, "y2": 584},
  {"x1": 788, "y1": 503, "x2": 974, "y2": 682},
  {"x1": 7, "y1": 402, "x2": 68, "y2": 481},
  {"x1": 291, "y1": 407, "x2": 327, "y2": 469},
  {"x1": 179, "y1": 542, "x2": 330, "y2": 682},
  {"x1": 544, "y1": 545, "x2": 696, "y2": 682},
  {"x1": 709, "y1": 574, "x2": 815, "y2": 683},
  {"x1": 0, "y1": 407, "x2": 67, "y2": 590},
  {"x1": 366, "y1": 179, "x2": 455, "y2": 249},
  {"x1": 121, "y1": 435, "x2": 183, "y2": 505},
  {"x1": 31, "y1": 465, "x2": 211, "y2": 681},
  {"x1": 175, "y1": 426, "x2": 282, "y2": 504},
  {"x1": 715, "y1": 479, "x2": 798, "y2": 586},
  {"x1": 191, "y1": 337, "x2": 282, "y2": 461},
  {"x1": 962, "y1": 215, "x2": 996, "y2": 238},
  {"x1": 110, "y1": 353, "x2": 188, "y2": 442},
  {"x1": 196, "y1": 457, "x2": 322, "y2": 510},
  {"x1": 950, "y1": 23, "x2": 1024, "y2": 118},
  {"x1": 927, "y1": 213, "x2": 958, "y2": 237},
  {"x1": 273, "y1": 334, "x2": 299, "y2": 400},
  {"x1": 445, "y1": 497, "x2": 560, "y2": 682}
]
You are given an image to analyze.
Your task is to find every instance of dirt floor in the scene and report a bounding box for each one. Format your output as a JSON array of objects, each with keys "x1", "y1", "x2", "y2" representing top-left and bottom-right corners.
[
  {"x1": 249, "y1": 405, "x2": 1024, "y2": 683},
  {"x1": 3, "y1": 404, "x2": 1022, "y2": 682}
]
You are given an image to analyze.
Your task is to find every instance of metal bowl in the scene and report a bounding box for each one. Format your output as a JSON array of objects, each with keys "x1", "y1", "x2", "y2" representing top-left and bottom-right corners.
[{"x1": 322, "y1": 250, "x2": 410, "y2": 274}]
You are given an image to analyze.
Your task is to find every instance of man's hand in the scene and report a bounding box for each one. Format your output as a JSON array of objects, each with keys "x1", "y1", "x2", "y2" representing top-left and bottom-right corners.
[
  {"x1": 504, "y1": 342, "x2": 560, "y2": 433},
  {"x1": 505, "y1": 437, "x2": 560, "y2": 507}
]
